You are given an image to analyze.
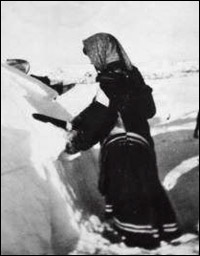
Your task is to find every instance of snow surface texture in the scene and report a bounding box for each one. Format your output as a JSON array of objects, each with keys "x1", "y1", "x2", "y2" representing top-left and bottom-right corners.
[
  {"x1": 1, "y1": 64, "x2": 82, "y2": 255},
  {"x1": 40, "y1": 60, "x2": 199, "y2": 85},
  {"x1": 163, "y1": 156, "x2": 199, "y2": 191}
]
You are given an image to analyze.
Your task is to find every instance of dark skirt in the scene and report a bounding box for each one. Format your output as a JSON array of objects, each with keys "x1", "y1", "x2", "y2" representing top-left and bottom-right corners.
[{"x1": 99, "y1": 132, "x2": 180, "y2": 248}]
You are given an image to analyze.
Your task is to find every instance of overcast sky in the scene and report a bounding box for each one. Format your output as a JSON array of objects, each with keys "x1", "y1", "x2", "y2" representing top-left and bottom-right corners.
[{"x1": 1, "y1": 1, "x2": 199, "y2": 70}]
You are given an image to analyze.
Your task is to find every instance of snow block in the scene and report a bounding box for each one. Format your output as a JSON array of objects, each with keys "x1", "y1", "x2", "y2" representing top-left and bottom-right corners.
[{"x1": 1, "y1": 64, "x2": 102, "y2": 255}]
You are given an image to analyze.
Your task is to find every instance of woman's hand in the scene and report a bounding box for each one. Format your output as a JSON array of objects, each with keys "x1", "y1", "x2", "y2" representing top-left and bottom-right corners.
[
  {"x1": 65, "y1": 121, "x2": 72, "y2": 131},
  {"x1": 65, "y1": 130, "x2": 80, "y2": 155}
]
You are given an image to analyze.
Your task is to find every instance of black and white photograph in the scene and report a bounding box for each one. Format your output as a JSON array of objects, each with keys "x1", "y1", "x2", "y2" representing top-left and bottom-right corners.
[{"x1": 1, "y1": 1, "x2": 199, "y2": 255}]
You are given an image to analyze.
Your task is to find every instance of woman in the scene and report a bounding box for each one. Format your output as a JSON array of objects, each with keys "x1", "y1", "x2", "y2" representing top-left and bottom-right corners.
[{"x1": 66, "y1": 33, "x2": 180, "y2": 248}]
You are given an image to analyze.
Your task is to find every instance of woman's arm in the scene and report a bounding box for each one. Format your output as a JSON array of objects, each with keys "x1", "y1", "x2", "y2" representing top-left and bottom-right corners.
[{"x1": 66, "y1": 100, "x2": 118, "y2": 154}]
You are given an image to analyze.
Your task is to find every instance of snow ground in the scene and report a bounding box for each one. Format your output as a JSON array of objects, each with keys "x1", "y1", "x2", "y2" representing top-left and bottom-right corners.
[{"x1": 68, "y1": 217, "x2": 199, "y2": 255}]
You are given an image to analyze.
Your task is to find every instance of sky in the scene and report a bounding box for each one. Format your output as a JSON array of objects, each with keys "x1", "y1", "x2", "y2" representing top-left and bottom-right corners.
[{"x1": 1, "y1": 1, "x2": 199, "y2": 70}]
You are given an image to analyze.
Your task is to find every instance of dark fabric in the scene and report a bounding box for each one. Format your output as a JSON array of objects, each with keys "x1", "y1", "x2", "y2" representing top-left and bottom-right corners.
[
  {"x1": 66, "y1": 101, "x2": 117, "y2": 154},
  {"x1": 100, "y1": 133, "x2": 180, "y2": 248},
  {"x1": 97, "y1": 62, "x2": 156, "y2": 122}
]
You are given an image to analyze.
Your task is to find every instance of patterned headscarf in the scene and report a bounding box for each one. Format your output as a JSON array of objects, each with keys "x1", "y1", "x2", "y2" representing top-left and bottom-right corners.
[{"x1": 83, "y1": 33, "x2": 133, "y2": 72}]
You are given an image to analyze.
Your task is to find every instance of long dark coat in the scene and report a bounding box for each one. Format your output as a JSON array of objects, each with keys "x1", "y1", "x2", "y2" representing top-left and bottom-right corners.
[{"x1": 66, "y1": 62, "x2": 180, "y2": 248}]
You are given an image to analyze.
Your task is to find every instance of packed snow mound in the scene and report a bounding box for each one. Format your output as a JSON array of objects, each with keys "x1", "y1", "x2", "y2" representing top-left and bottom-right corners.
[{"x1": 1, "y1": 64, "x2": 85, "y2": 255}]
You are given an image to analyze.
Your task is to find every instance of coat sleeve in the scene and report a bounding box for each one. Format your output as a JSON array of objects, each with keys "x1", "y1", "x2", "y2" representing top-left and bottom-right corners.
[
  {"x1": 65, "y1": 101, "x2": 118, "y2": 154},
  {"x1": 129, "y1": 85, "x2": 157, "y2": 119}
]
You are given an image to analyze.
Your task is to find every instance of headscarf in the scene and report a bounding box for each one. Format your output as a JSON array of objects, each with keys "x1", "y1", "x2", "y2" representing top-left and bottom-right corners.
[{"x1": 83, "y1": 33, "x2": 133, "y2": 72}]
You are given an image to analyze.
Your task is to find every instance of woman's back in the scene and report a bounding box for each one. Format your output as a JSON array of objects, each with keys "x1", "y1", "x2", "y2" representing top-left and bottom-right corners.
[{"x1": 97, "y1": 61, "x2": 156, "y2": 140}]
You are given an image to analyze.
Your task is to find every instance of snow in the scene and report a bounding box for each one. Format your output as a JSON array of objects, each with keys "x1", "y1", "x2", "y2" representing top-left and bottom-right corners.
[
  {"x1": 141, "y1": 60, "x2": 199, "y2": 81},
  {"x1": 1, "y1": 1, "x2": 199, "y2": 254},
  {"x1": 1, "y1": 62, "x2": 199, "y2": 255},
  {"x1": 57, "y1": 82, "x2": 99, "y2": 117},
  {"x1": 1, "y1": 64, "x2": 80, "y2": 255},
  {"x1": 163, "y1": 156, "x2": 199, "y2": 191},
  {"x1": 69, "y1": 216, "x2": 199, "y2": 255}
]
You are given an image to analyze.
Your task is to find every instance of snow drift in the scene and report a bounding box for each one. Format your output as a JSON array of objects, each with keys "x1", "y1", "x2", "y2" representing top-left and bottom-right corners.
[{"x1": 1, "y1": 64, "x2": 103, "y2": 255}]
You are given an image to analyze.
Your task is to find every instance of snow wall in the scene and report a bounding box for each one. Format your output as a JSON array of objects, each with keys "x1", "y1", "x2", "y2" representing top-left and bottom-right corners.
[{"x1": 1, "y1": 64, "x2": 104, "y2": 255}]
